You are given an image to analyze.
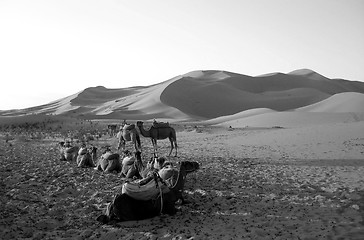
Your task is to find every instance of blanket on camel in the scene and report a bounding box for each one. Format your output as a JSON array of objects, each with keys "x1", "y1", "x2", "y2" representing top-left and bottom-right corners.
[{"x1": 122, "y1": 173, "x2": 170, "y2": 201}]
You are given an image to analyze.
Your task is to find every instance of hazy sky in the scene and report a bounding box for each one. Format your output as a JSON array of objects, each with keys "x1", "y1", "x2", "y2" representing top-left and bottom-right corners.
[{"x1": 0, "y1": 0, "x2": 363, "y2": 110}]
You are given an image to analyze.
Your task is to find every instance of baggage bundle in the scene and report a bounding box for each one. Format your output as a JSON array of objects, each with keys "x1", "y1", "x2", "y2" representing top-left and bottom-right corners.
[{"x1": 121, "y1": 174, "x2": 170, "y2": 200}]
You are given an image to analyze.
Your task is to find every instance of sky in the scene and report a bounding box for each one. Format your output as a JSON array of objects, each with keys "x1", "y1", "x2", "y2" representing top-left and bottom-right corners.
[{"x1": 0, "y1": 0, "x2": 363, "y2": 110}]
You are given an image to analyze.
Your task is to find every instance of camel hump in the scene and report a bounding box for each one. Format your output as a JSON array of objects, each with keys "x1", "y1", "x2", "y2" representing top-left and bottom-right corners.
[
  {"x1": 152, "y1": 121, "x2": 170, "y2": 128},
  {"x1": 106, "y1": 153, "x2": 120, "y2": 161}
]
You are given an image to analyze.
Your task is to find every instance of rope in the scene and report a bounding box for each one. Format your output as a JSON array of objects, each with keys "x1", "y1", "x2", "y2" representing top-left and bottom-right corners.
[
  {"x1": 158, "y1": 180, "x2": 163, "y2": 215},
  {"x1": 170, "y1": 163, "x2": 182, "y2": 190},
  {"x1": 152, "y1": 172, "x2": 165, "y2": 215}
]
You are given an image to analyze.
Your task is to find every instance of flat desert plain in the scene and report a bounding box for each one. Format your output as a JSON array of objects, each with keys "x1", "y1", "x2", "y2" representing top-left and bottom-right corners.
[{"x1": 1, "y1": 120, "x2": 364, "y2": 239}]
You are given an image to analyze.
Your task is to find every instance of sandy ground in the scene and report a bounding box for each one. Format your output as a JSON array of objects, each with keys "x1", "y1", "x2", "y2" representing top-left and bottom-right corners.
[{"x1": 1, "y1": 122, "x2": 364, "y2": 239}]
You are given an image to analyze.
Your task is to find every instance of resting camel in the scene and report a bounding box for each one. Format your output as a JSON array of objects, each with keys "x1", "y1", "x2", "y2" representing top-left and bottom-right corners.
[
  {"x1": 117, "y1": 123, "x2": 141, "y2": 152},
  {"x1": 76, "y1": 145, "x2": 97, "y2": 168},
  {"x1": 94, "y1": 147, "x2": 122, "y2": 173},
  {"x1": 136, "y1": 121, "x2": 177, "y2": 157},
  {"x1": 120, "y1": 152, "x2": 168, "y2": 180},
  {"x1": 97, "y1": 160, "x2": 199, "y2": 223},
  {"x1": 59, "y1": 141, "x2": 79, "y2": 162},
  {"x1": 119, "y1": 150, "x2": 144, "y2": 179}
]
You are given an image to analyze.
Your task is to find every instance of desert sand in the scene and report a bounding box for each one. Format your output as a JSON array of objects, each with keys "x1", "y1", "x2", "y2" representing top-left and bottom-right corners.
[{"x1": 1, "y1": 118, "x2": 363, "y2": 239}]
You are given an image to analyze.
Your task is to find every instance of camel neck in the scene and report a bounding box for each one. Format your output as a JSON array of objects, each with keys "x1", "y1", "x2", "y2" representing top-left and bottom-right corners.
[
  {"x1": 137, "y1": 124, "x2": 151, "y2": 137},
  {"x1": 171, "y1": 167, "x2": 186, "y2": 192}
]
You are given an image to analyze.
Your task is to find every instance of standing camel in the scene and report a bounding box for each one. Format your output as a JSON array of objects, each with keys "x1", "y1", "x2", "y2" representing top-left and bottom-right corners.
[
  {"x1": 136, "y1": 121, "x2": 177, "y2": 157},
  {"x1": 117, "y1": 123, "x2": 141, "y2": 152}
]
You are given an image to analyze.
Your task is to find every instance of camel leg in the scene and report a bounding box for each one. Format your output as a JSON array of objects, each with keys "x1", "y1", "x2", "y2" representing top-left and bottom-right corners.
[
  {"x1": 93, "y1": 158, "x2": 102, "y2": 171},
  {"x1": 132, "y1": 135, "x2": 141, "y2": 152},
  {"x1": 174, "y1": 140, "x2": 178, "y2": 157},
  {"x1": 168, "y1": 138, "x2": 173, "y2": 156},
  {"x1": 152, "y1": 139, "x2": 158, "y2": 156},
  {"x1": 168, "y1": 138, "x2": 178, "y2": 157}
]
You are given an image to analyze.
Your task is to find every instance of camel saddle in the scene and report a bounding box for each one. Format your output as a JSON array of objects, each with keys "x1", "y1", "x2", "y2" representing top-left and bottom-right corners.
[
  {"x1": 103, "y1": 152, "x2": 120, "y2": 161},
  {"x1": 158, "y1": 167, "x2": 178, "y2": 188},
  {"x1": 123, "y1": 124, "x2": 135, "y2": 131}
]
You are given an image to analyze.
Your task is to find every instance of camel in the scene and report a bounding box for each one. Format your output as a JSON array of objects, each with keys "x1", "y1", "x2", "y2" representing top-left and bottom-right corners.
[
  {"x1": 119, "y1": 150, "x2": 143, "y2": 179},
  {"x1": 117, "y1": 123, "x2": 141, "y2": 152},
  {"x1": 76, "y1": 145, "x2": 97, "y2": 168},
  {"x1": 94, "y1": 147, "x2": 122, "y2": 173},
  {"x1": 136, "y1": 121, "x2": 177, "y2": 157},
  {"x1": 58, "y1": 141, "x2": 79, "y2": 162},
  {"x1": 96, "y1": 160, "x2": 199, "y2": 223},
  {"x1": 119, "y1": 152, "x2": 165, "y2": 180},
  {"x1": 107, "y1": 124, "x2": 118, "y2": 137}
]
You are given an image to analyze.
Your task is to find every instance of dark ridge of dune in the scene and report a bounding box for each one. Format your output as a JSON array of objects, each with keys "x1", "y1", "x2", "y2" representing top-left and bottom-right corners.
[
  {"x1": 159, "y1": 69, "x2": 364, "y2": 118},
  {"x1": 255, "y1": 73, "x2": 359, "y2": 95},
  {"x1": 330, "y1": 78, "x2": 364, "y2": 92},
  {"x1": 182, "y1": 70, "x2": 363, "y2": 94},
  {"x1": 160, "y1": 75, "x2": 331, "y2": 118}
]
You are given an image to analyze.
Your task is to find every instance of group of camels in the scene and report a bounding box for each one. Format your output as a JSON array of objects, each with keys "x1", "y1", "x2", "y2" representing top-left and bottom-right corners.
[
  {"x1": 117, "y1": 120, "x2": 178, "y2": 157},
  {"x1": 59, "y1": 120, "x2": 195, "y2": 223}
]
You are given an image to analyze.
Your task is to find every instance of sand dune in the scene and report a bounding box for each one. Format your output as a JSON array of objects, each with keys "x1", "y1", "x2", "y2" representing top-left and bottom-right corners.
[
  {"x1": 213, "y1": 92, "x2": 364, "y2": 128},
  {"x1": 1, "y1": 69, "x2": 364, "y2": 123},
  {"x1": 89, "y1": 76, "x2": 191, "y2": 121},
  {"x1": 160, "y1": 69, "x2": 363, "y2": 119},
  {"x1": 203, "y1": 108, "x2": 276, "y2": 125},
  {"x1": 218, "y1": 111, "x2": 364, "y2": 128},
  {"x1": 288, "y1": 68, "x2": 330, "y2": 81},
  {"x1": 296, "y1": 92, "x2": 364, "y2": 113}
]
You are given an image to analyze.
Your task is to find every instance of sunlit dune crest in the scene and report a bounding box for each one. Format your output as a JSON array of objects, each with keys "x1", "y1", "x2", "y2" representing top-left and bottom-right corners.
[
  {"x1": 217, "y1": 111, "x2": 364, "y2": 128},
  {"x1": 296, "y1": 92, "x2": 364, "y2": 113},
  {"x1": 203, "y1": 108, "x2": 276, "y2": 125},
  {"x1": 288, "y1": 68, "x2": 330, "y2": 81}
]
